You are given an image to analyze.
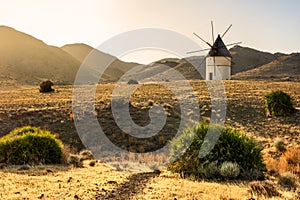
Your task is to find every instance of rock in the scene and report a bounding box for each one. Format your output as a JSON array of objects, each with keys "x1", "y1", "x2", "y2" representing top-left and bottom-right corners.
[
  {"x1": 107, "y1": 180, "x2": 118, "y2": 184},
  {"x1": 282, "y1": 77, "x2": 291, "y2": 81},
  {"x1": 127, "y1": 79, "x2": 139, "y2": 84}
]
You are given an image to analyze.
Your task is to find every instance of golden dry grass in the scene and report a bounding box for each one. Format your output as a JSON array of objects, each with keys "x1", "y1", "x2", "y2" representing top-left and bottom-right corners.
[
  {"x1": 265, "y1": 147, "x2": 300, "y2": 175},
  {"x1": 0, "y1": 161, "x2": 298, "y2": 200}
]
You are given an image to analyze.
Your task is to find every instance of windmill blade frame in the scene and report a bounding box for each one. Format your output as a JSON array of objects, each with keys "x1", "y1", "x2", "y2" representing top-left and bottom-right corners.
[
  {"x1": 221, "y1": 24, "x2": 232, "y2": 38},
  {"x1": 211, "y1": 21, "x2": 215, "y2": 45},
  {"x1": 193, "y1": 33, "x2": 213, "y2": 48},
  {"x1": 187, "y1": 47, "x2": 212, "y2": 54}
]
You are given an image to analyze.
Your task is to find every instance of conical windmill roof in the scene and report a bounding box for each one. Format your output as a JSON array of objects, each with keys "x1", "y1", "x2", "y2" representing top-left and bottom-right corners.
[{"x1": 208, "y1": 34, "x2": 232, "y2": 57}]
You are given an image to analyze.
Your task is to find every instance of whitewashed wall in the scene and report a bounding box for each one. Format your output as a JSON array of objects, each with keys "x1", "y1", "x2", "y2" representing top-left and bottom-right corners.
[{"x1": 206, "y1": 57, "x2": 231, "y2": 80}]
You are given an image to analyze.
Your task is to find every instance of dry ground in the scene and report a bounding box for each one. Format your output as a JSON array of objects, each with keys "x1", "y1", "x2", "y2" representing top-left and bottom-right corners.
[
  {"x1": 0, "y1": 161, "x2": 297, "y2": 200},
  {"x1": 0, "y1": 80, "x2": 299, "y2": 199}
]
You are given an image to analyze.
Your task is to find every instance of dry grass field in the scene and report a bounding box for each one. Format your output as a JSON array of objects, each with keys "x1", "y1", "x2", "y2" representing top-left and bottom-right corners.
[{"x1": 0, "y1": 80, "x2": 299, "y2": 199}]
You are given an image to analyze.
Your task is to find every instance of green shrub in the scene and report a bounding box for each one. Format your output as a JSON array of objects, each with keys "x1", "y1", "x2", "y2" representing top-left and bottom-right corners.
[
  {"x1": 168, "y1": 122, "x2": 266, "y2": 180},
  {"x1": 265, "y1": 90, "x2": 295, "y2": 116},
  {"x1": 204, "y1": 161, "x2": 220, "y2": 179},
  {"x1": 0, "y1": 126, "x2": 64, "y2": 165},
  {"x1": 220, "y1": 162, "x2": 240, "y2": 179}
]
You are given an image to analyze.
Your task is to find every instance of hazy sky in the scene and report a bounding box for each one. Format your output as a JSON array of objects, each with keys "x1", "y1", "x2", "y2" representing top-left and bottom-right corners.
[{"x1": 1, "y1": 0, "x2": 300, "y2": 63}]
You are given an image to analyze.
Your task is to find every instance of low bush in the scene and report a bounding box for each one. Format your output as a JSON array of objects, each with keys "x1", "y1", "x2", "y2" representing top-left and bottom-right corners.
[
  {"x1": 39, "y1": 80, "x2": 54, "y2": 93},
  {"x1": 220, "y1": 162, "x2": 240, "y2": 179},
  {"x1": 168, "y1": 122, "x2": 266, "y2": 180},
  {"x1": 204, "y1": 161, "x2": 220, "y2": 179},
  {"x1": 265, "y1": 90, "x2": 295, "y2": 116},
  {"x1": 0, "y1": 126, "x2": 64, "y2": 165}
]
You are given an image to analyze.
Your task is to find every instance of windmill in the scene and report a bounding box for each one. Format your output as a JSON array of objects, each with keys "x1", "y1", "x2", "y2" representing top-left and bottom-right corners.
[{"x1": 188, "y1": 21, "x2": 241, "y2": 80}]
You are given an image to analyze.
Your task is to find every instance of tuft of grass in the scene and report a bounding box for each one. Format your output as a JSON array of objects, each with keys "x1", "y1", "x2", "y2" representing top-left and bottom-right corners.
[
  {"x1": 68, "y1": 154, "x2": 84, "y2": 168},
  {"x1": 265, "y1": 146, "x2": 300, "y2": 175},
  {"x1": 249, "y1": 181, "x2": 281, "y2": 198},
  {"x1": 79, "y1": 149, "x2": 94, "y2": 161},
  {"x1": 220, "y1": 162, "x2": 240, "y2": 180},
  {"x1": 273, "y1": 138, "x2": 286, "y2": 153},
  {"x1": 278, "y1": 172, "x2": 298, "y2": 191}
]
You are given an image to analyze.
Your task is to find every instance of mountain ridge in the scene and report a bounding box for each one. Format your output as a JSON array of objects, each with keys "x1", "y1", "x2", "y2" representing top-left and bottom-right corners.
[{"x1": 0, "y1": 25, "x2": 299, "y2": 86}]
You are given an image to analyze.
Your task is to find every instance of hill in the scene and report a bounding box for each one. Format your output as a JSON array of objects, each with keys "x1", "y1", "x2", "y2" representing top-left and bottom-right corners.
[
  {"x1": 61, "y1": 43, "x2": 140, "y2": 82},
  {"x1": 0, "y1": 27, "x2": 140, "y2": 87},
  {"x1": 127, "y1": 45, "x2": 280, "y2": 81},
  {"x1": 0, "y1": 26, "x2": 80, "y2": 86},
  {"x1": 141, "y1": 46, "x2": 299, "y2": 81},
  {"x1": 229, "y1": 45, "x2": 280, "y2": 74},
  {"x1": 1, "y1": 26, "x2": 299, "y2": 85},
  {"x1": 116, "y1": 56, "x2": 206, "y2": 82},
  {"x1": 232, "y1": 53, "x2": 300, "y2": 80}
]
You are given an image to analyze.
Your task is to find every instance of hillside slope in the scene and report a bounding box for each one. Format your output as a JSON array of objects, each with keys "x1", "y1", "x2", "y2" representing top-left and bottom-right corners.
[
  {"x1": 232, "y1": 53, "x2": 300, "y2": 80},
  {"x1": 0, "y1": 26, "x2": 80, "y2": 85},
  {"x1": 61, "y1": 43, "x2": 140, "y2": 82},
  {"x1": 229, "y1": 45, "x2": 280, "y2": 74}
]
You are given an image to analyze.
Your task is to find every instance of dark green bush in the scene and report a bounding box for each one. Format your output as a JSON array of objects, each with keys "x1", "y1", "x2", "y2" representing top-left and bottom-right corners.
[
  {"x1": 265, "y1": 90, "x2": 295, "y2": 116},
  {"x1": 168, "y1": 122, "x2": 266, "y2": 180},
  {"x1": 0, "y1": 126, "x2": 64, "y2": 165}
]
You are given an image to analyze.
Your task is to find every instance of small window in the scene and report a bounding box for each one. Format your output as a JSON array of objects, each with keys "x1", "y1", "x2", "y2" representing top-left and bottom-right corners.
[{"x1": 209, "y1": 73, "x2": 213, "y2": 80}]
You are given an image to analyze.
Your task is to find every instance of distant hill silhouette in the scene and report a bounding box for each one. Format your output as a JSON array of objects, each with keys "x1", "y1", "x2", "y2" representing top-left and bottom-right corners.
[
  {"x1": 0, "y1": 26, "x2": 80, "y2": 85},
  {"x1": 61, "y1": 43, "x2": 139, "y2": 82}
]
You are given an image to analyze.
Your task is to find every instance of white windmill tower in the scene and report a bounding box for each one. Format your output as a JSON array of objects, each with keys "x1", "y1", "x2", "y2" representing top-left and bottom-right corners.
[{"x1": 188, "y1": 22, "x2": 241, "y2": 80}]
